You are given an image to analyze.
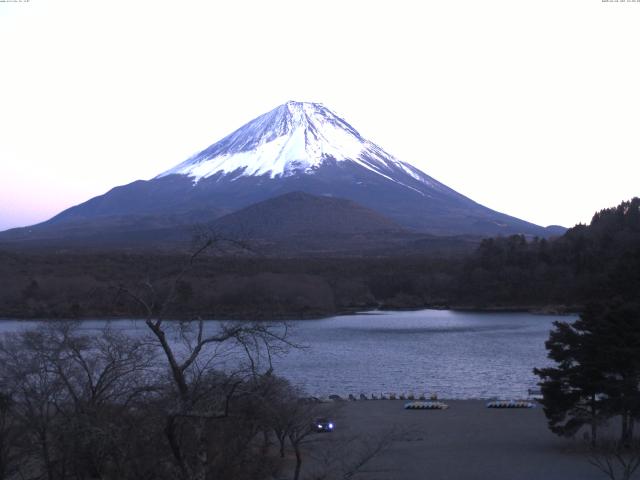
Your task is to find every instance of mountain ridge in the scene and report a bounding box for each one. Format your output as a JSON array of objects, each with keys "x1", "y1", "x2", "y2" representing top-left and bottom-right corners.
[
  {"x1": 156, "y1": 101, "x2": 470, "y2": 204},
  {"x1": 0, "y1": 101, "x2": 565, "y2": 247}
]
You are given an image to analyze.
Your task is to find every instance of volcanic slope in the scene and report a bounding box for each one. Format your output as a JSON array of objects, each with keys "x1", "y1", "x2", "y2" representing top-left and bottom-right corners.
[{"x1": 0, "y1": 101, "x2": 562, "y2": 248}]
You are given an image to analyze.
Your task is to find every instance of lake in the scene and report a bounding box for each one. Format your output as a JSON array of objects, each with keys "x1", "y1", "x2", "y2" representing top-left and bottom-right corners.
[{"x1": 0, "y1": 309, "x2": 574, "y2": 399}]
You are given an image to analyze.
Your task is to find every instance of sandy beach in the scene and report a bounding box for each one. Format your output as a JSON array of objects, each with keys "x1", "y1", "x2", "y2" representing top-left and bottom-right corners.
[{"x1": 300, "y1": 400, "x2": 607, "y2": 480}]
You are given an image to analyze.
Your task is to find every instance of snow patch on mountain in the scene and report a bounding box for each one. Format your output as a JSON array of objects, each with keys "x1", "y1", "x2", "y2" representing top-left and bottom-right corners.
[{"x1": 157, "y1": 102, "x2": 434, "y2": 194}]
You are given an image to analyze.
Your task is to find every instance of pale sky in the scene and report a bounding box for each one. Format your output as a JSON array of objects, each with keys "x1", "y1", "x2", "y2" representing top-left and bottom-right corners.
[{"x1": 1, "y1": 0, "x2": 639, "y2": 231}]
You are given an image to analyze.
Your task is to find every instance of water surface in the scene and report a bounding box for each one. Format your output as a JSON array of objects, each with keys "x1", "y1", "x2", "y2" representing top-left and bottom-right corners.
[{"x1": 0, "y1": 309, "x2": 574, "y2": 399}]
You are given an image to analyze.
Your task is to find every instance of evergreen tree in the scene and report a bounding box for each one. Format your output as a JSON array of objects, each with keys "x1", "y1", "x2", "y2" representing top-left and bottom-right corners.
[
  {"x1": 534, "y1": 312, "x2": 607, "y2": 445},
  {"x1": 590, "y1": 302, "x2": 640, "y2": 444},
  {"x1": 535, "y1": 301, "x2": 640, "y2": 445}
]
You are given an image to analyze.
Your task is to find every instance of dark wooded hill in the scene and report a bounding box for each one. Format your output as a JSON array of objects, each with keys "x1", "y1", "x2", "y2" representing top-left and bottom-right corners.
[
  {"x1": 212, "y1": 191, "x2": 403, "y2": 237},
  {"x1": 0, "y1": 192, "x2": 481, "y2": 256}
]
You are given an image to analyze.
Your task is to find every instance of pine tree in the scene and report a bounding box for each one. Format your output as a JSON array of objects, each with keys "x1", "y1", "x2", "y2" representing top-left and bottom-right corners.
[
  {"x1": 534, "y1": 313, "x2": 607, "y2": 445},
  {"x1": 535, "y1": 301, "x2": 640, "y2": 445}
]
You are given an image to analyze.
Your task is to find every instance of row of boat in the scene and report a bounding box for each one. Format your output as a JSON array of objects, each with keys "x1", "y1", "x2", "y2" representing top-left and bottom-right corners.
[{"x1": 404, "y1": 400, "x2": 537, "y2": 410}]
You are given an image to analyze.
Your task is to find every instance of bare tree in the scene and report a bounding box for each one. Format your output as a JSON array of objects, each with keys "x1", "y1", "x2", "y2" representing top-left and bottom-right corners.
[
  {"x1": 587, "y1": 438, "x2": 640, "y2": 480},
  {"x1": 306, "y1": 427, "x2": 401, "y2": 480},
  {"x1": 0, "y1": 329, "x2": 68, "y2": 480},
  {"x1": 0, "y1": 322, "x2": 158, "y2": 480},
  {"x1": 116, "y1": 234, "x2": 296, "y2": 480},
  {"x1": 0, "y1": 234, "x2": 303, "y2": 480},
  {"x1": 259, "y1": 375, "x2": 302, "y2": 459},
  {"x1": 262, "y1": 388, "x2": 398, "y2": 480},
  {"x1": 280, "y1": 398, "x2": 324, "y2": 480},
  {"x1": 0, "y1": 392, "x2": 20, "y2": 480}
]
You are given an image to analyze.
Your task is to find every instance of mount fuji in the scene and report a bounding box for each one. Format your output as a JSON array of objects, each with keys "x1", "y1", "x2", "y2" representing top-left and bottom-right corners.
[
  {"x1": 158, "y1": 101, "x2": 436, "y2": 189},
  {"x1": 0, "y1": 101, "x2": 563, "y2": 250}
]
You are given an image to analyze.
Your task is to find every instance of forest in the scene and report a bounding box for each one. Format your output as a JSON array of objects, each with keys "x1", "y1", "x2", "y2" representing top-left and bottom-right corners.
[{"x1": 0, "y1": 198, "x2": 638, "y2": 320}]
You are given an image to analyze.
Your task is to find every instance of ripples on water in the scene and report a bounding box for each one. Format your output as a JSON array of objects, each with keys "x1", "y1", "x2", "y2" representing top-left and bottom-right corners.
[
  {"x1": 0, "y1": 309, "x2": 576, "y2": 399},
  {"x1": 271, "y1": 309, "x2": 575, "y2": 399}
]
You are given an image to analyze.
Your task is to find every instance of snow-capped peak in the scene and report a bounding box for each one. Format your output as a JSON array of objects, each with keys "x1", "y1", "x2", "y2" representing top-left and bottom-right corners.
[{"x1": 157, "y1": 101, "x2": 435, "y2": 191}]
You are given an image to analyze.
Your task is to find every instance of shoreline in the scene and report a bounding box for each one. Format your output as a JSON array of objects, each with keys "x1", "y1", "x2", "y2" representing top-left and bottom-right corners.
[{"x1": 0, "y1": 304, "x2": 581, "y2": 322}]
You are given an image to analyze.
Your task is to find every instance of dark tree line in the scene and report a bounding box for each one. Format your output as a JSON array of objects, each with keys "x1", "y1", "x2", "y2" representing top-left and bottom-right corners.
[
  {"x1": 2, "y1": 198, "x2": 638, "y2": 319},
  {"x1": 532, "y1": 200, "x2": 640, "y2": 478},
  {"x1": 458, "y1": 197, "x2": 640, "y2": 308}
]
